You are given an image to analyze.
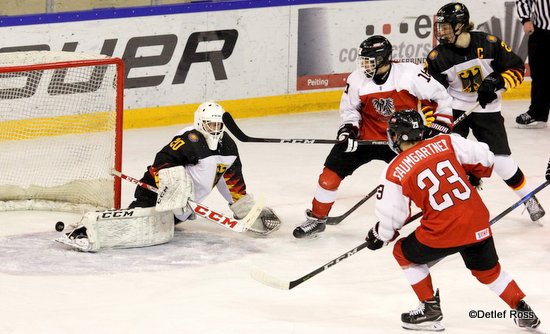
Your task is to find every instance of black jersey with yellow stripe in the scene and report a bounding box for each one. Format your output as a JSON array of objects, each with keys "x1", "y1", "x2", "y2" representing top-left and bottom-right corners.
[{"x1": 424, "y1": 31, "x2": 524, "y2": 112}]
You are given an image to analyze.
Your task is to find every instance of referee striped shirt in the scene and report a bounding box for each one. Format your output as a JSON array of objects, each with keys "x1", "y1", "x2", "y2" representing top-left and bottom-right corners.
[{"x1": 516, "y1": 0, "x2": 550, "y2": 30}]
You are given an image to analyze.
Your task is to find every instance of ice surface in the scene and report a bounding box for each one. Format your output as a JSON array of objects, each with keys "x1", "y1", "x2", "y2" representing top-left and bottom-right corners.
[{"x1": 1, "y1": 100, "x2": 548, "y2": 334}]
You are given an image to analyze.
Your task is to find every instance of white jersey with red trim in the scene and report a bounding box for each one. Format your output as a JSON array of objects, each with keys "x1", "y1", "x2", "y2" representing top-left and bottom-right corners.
[
  {"x1": 375, "y1": 134, "x2": 495, "y2": 248},
  {"x1": 340, "y1": 62, "x2": 453, "y2": 141}
]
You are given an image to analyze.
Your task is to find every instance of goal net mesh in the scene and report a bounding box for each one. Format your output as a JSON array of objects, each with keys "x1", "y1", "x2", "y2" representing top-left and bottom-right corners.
[{"x1": 0, "y1": 51, "x2": 123, "y2": 212}]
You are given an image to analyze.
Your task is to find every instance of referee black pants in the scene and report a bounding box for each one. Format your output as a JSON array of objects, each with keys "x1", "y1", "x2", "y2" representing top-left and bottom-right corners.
[{"x1": 528, "y1": 27, "x2": 550, "y2": 122}]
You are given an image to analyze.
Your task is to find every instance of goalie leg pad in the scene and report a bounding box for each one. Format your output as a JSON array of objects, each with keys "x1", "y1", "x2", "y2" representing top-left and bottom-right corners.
[
  {"x1": 56, "y1": 207, "x2": 174, "y2": 252},
  {"x1": 156, "y1": 166, "x2": 194, "y2": 212}
]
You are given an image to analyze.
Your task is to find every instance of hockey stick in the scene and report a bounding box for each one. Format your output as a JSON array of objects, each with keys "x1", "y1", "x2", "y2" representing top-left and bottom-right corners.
[
  {"x1": 252, "y1": 179, "x2": 550, "y2": 290},
  {"x1": 111, "y1": 169, "x2": 263, "y2": 233},
  {"x1": 251, "y1": 211, "x2": 423, "y2": 290},
  {"x1": 451, "y1": 102, "x2": 479, "y2": 127},
  {"x1": 222, "y1": 112, "x2": 388, "y2": 146},
  {"x1": 326, "y1": 186, "x2": 378, "y2": 225},
  {"x1": 489, "y1": 179, "x2": 550, "y2": 225}
]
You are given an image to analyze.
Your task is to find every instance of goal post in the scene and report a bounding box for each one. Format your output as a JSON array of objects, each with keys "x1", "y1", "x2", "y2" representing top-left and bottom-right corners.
[{"x1": 0, "y1": 51, "x2": 124, "y2": 212}]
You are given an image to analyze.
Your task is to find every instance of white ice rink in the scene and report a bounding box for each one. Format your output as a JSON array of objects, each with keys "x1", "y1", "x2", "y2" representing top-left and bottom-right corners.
[{"x1": 1, "y1": 100, "x2": 549, "y2": 334}]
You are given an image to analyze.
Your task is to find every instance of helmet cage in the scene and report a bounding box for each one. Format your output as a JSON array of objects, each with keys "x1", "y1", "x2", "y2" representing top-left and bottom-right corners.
[
  {"x1": 194, "y1": 101, "x2": 225, "y2": 150},
  {"x1": 357, "y1": 55, "x2": 378, "y2": 78},
  {"x1": 358, "y1": 36, "x2": 392, "y2": 78}
]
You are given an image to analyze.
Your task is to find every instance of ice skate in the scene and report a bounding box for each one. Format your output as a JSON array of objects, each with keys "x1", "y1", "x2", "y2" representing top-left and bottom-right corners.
[
  {"x1": 293, "y1": 209, "x2": 326, "y2": 238},
  {"x1": 514, "y1": 300, "x2": 541, "y2": 330},
  {"x1": 401, "y1": 290, "x2": 444, "y2": 332},
  {"x1": 515, "y1": 113, "x2": 547, "y2": 129},
  {"x1": 55, "y1": 226, "x2": 93, "y2": 252},
  {"x1": 525, "y1": 196, "x2": 545, "y2": 222}
]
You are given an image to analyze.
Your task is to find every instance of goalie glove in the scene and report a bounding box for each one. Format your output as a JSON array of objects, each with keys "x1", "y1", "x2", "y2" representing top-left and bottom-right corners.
[
  {"x1": 336, "y1": 123, "x2": 359, "y2": 153},
  {"x1": 230, "y1": 194, "x2": 281, "y2": 235},
  {"x1": 156, "y1": 166, "x2": 194, "y2": 212}
]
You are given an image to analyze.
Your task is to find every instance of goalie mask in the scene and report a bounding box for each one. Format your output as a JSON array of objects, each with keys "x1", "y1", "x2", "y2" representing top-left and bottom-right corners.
[
  {"x1": 194, "y1": 101, "x2": 225, "y2": 150},
  {"x1": 435, "y1": 2, "x2": 470, "y2": 45},
  {"x1": 387, "y1": 109, "x2": 425, "y2": 153},
  {"x1": 358, "y1": 35, "x2": 392, "y2": 78}
]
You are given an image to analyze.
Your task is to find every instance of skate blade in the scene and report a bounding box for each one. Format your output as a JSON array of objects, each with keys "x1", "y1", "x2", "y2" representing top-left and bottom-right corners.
[
  {"x1": 55, "y1": 235, "x2": 94, "y2": 252},
  {"x1": 402, "y1": 321, "x2": 445, "y2": 332},
  {"x1": 515, "y1": 122, "x2": 547, "y2": 129}
]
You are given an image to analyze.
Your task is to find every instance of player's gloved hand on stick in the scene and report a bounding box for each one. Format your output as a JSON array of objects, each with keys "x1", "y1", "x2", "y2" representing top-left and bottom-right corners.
[
  {"x1": 421, "y1": 105, "x2": 436, "y2": 127},
  {"x1": 337, "y1": 123, "x2": 359, "y2": 153},
  {"x1": 365, "y1": 222, "x2": 387, "y2": 250},
  {"x1": 546, "y1": 159, "x2": 550, "y2": 181},
  {"x1": 467, "y1": 172, "x2": 483, "y2": 190},
  {"x1": 477, "y1": 74, "x2": 504, "y2": 108}
]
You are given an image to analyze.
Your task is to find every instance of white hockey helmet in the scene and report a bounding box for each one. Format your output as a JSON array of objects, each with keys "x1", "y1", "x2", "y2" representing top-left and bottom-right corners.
[{"x1": 194, "y1": 101, "x2": 225, "y2": 150}]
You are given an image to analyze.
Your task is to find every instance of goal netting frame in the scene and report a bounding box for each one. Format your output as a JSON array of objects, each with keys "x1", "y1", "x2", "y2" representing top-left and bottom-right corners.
[{"x1": 0, "y1": 51, "x2": 124, "y2": 213}]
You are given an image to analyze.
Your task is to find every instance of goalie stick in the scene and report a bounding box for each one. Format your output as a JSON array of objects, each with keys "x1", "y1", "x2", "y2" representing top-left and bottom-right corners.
[
  {"x1": 252, "y1": 179, "x2": 549, "y2": 290},
  {"x1": 222, "y1": 112, "x2": 387, "y2": 146},
  {"x1": 111, "y1": 169, "x2": 263, "y2": 233},
  {"x1": 325, "y1": 103, "x2": 480, "y2": 225}
]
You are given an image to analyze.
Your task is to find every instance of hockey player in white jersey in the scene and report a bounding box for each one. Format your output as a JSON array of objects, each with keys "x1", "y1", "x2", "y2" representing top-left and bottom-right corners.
[
  {"x1": 293, "y1": 35, "x2": 454, "y2": 238},
  {"x1": 58, "y1": 102, "x2": 281, "y2": 251}
]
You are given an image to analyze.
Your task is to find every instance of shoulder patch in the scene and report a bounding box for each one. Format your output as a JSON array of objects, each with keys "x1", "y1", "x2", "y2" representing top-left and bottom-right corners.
[
  {"x1": 188, "y1": 133, "x2": 199, "y2": 142},
  {"x1": 428, "y1": 50, "x2": 438, "y2": 60},
  {"x1": 486, "y1": 35, "x2": 497, "y2": 43}
]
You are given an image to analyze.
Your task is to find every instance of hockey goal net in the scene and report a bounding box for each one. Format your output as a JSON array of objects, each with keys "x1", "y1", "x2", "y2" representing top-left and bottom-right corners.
[{"x1": 0, "y1": 51, "x2": 124, "y2": 212}]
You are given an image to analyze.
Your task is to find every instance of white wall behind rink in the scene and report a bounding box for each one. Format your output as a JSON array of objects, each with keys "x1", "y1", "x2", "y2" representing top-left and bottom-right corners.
[{"x1": 0, "y1": 0, "x2": 525, "y2": 113}]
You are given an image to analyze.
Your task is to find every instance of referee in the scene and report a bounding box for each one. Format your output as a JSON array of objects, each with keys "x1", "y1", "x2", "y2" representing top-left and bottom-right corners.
[{"x1": 515, "y1": 0, "x2": 550, "y2": 129}]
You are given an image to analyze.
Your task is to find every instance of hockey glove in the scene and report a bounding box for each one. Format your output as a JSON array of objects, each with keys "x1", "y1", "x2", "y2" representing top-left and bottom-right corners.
[
  {"x1": 365, "y1": 222, "x2": 387, "y2": 250},
  {"x1": 421, "y1": 104, "x2": 436, "y2": 127},
  {"x1": 337, "y1": 123, "x2": 359, "y2": 153},
  {"x1": 467, "y1": 172, "x2": 483, "y2": 190},
  {"x1": 477, "y1": 74, "x2": 505, "y2": 108},
  {"x1": 546, "y1": 159, "x2": 550, "y2": 181}
]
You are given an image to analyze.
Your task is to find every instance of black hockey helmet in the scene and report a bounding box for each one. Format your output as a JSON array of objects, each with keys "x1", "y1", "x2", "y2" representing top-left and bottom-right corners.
[
  {"x1": 358, "y1": 35, "x2": 392, "y2": 78},
  {"x1": 387, "y1": 109, "x2": 425, "y2": 153},
  {"x1": 435, "y1": 2, "x2": 470, "y2": 44}
]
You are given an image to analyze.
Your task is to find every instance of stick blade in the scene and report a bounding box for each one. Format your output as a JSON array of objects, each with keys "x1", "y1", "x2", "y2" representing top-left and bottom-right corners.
[{"x1": 250, "y1": 266, "x2": 291, "y2": 290}]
